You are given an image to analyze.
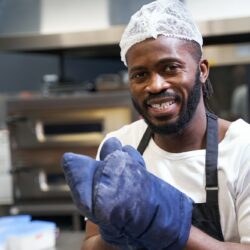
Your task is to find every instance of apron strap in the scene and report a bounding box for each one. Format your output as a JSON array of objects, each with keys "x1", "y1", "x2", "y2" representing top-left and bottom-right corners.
[
  {"x1": 137, "y1": 126, "x2": 152, "y2": 154},
  {"x1": 205, "y1": 112, "x2": 219, "y2": 204}
]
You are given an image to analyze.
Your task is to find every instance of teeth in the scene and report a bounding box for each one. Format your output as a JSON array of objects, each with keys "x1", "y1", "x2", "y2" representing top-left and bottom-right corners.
[{"x1": 151, "y1": 101, "x2": 175, "y2": 110}]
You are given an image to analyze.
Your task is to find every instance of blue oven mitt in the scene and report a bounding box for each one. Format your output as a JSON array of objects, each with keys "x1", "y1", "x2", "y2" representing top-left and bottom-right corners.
[
  {"x1": 62, "y1": 138, "x2": 136, "y2": 249},
  {"x1": 62, "y1": 137, "x2": 193, "y2": 250}
]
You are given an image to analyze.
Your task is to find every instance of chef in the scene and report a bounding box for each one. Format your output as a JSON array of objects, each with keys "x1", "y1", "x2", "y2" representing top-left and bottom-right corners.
[{"x1": 62, "y1": 0, "x2": 250, "y2": 249}]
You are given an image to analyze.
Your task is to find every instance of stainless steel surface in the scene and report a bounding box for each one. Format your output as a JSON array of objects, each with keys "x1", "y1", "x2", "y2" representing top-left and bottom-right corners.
[
  {"x1": 0, "y1": 25, "x2": 124, "y2": 51},
  {"x1": 199, "y1": 16, "x2": 250, "y2": 36},
  {"x1": 203, "y1": 42, "x2": 250, "y2": 66},
  {"x1": 55, "y1": 231, "x2": 84, "y2": 250},
  {"x1": 6, "y1": 91, "x2": 132, "y2": 113},
  {"x1": 13, "y1": 168, "x2": 70, "y2": 200},
  {"x1": 7, "y1": 91, "x2": 135, "y2": 226},
  {"x1": 0, "y1": 17, "x2": 249, "y2": 52},
  {"x1": 7, "y1": 92, "x2": 133, "y2": 150}
]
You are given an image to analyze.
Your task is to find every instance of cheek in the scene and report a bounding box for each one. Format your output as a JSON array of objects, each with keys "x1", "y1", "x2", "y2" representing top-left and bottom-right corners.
[
  {"x1": 180, "y1": 74, "x2": 197, "y2": 93},
  {"x1": 129, "y1": 83, "x2": 144, "y2": 99}
]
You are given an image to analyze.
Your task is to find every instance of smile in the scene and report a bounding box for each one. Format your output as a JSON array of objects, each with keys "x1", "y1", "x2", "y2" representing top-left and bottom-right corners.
[{"x1": 150, "y1": 101, "x2": 175, "y2": 110}]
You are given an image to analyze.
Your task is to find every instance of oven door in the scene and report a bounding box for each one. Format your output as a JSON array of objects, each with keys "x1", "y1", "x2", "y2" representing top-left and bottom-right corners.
[
  {"x1": 13, "y1": 167, "x2": 70, "y2": 201},
  {"x1": 7, "y1": 106, "x2": 132, "y2": 148}
]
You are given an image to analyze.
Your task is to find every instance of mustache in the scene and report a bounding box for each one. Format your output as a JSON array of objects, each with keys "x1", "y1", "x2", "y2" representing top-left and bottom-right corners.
[{"x1": 145, "y1": 91, "x2": 181, "y2": 104}]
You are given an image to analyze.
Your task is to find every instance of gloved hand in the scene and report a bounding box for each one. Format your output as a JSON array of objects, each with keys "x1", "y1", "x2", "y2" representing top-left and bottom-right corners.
[
  {"x1": 62, "y1": 137, "x2": 193, "y2": 250},
  {"x1": 62, "y1": 138, "x2": 137, "y2": 249},
  {"x1": 61, "y1": 139, "x2": 131, "y2": 249}
]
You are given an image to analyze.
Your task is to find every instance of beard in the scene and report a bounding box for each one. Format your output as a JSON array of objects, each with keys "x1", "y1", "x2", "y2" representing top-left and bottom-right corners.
[{"x1": 131, "y1": 71, "x2": 202, "y2": 135}]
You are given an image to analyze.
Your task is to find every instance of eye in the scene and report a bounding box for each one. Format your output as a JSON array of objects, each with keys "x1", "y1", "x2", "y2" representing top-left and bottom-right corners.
[
  {"x1": 130, "y1": 71, "x2": 148, "y2": 82},
  {"x1": 163, "y1": 63, "x2": 180, "y2": 74}
]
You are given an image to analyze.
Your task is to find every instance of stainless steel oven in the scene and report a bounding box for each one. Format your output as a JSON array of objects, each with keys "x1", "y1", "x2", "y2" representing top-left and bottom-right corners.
[{"x1": 6, "y1": 91, "x2": 135, "y2": 229}]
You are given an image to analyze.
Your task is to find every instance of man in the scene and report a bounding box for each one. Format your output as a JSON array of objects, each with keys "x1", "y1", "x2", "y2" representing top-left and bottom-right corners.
[{"x1": 62, "y1": 0, "x2": 250, "y2": 249}]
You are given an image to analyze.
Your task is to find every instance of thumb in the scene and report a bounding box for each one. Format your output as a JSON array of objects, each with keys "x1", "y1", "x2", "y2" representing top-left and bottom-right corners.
[
  {"x1": 122, "y1": 145, "x2": 146, "y2": 169},
  {"x1": 100, "y1": 137, "x2": 122, "y2": 160},
  {"x1": 61, "y1": 152, "x2": 101, "y2": 222}
]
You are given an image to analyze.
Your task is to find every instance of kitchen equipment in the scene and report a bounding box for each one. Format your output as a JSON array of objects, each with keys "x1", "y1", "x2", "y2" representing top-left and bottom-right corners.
[{"x1": 6, "y1": 91, "x2": 136, "y2": 229}]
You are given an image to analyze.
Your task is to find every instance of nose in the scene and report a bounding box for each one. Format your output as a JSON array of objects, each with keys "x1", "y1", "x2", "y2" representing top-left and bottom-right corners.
[{"x1": 145, "y1": 74, "x2": 169, "y2": 93}]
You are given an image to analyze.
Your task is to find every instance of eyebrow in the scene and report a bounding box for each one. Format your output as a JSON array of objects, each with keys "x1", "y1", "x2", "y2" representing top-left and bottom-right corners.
[
  {"x1": 156, "y1": 58, "x2": 184, "y2": 67},
  {"x1": 129, "y1": 58, "x2": 184, "y2": 73},
  {"x1": 129, "y1": 66, "x2": 147, "y2": 74}
]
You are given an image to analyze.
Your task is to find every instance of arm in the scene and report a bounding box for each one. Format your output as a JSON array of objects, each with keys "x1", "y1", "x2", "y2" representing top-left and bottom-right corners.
[
  {"x1": 82, "y1": 223, "x2": 250, "y2": 250},
  {"x1": 185, "y1": 226, "x2": 250, "y2": 250},
  {"x1": 82, "y1": 221, "x2": 117, "y2": 250}
]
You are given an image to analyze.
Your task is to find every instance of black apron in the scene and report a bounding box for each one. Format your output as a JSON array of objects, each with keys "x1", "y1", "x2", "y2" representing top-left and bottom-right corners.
[{"x1": 136, "y1": 112, "x2": 224, "y2": 243}]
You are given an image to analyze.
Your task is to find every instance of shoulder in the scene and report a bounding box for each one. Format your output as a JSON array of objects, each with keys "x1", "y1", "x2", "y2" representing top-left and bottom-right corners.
[
  {"x1": 219, "y1": 119, "x2": 250, "y2": 176},
  {"x1": 219, "y1": 119, "x2": 250, "y2": 186},
  {"x1": 223, "y1": 119, "x2": 250, "y2": 144},
  {"x1": 225, "y1": 120, "x2": 250, "y2": 244}
]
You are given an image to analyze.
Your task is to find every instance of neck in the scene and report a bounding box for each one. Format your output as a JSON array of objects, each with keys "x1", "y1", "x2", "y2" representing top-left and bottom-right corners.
[{"x1": 153, "y1": 103, "x2": 207, "y2": 153}]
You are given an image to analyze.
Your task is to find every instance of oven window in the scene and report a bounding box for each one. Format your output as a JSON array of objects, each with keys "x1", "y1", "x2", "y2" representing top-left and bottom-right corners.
[{"x1": 43, "y1": 122, "x2": 103, "y2": 135}]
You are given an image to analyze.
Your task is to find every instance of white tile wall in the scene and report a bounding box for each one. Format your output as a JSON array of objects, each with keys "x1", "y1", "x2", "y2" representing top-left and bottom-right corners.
[
  {"x1": 0, "y1": 130, "x2": 11, "y2": 173},
  {"x1": 0, "y1": 174, "x2": 13, "y2": 205},
  {"x1": 40, "y1": 0, "x2": 110, "y2": 33},
  {"x1": 187, "y1": 0, "x2": 250, "y2": 21},
  {"x1": 0, "y1": 130, "x2": 13, "y2": 205}
]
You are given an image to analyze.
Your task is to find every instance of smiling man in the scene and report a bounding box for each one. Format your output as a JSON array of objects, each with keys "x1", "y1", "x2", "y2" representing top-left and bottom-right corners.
[
  {"x1": 61, "y1": 0, "x2": 250, "y2": 249},
  {"x1": 127, "y1": 37, "x2": 204, "y2": 137}
]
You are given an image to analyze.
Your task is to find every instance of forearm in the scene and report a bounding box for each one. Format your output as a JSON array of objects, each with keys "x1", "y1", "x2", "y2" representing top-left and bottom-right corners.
[
  {"x1": 185, "y1": 226, "x2": 250, "y2": 250},
  {"x1": 82, "y1": 225, "x2": 250, "y2": 250},
  {"x1": 82, "y1": 235, "x2": 118, "y2": 250}
]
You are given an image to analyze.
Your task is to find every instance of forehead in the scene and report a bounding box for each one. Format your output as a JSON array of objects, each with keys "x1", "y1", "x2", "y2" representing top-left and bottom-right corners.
[{"x1": 126, "y1": 36, "x2": 197, "y2": 69}]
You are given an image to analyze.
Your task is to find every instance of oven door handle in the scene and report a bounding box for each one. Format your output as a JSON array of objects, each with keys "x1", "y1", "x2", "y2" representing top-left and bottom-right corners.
[
  {"x1": 6, "y1": 116, "x2": 28, "y2": 124},
  {"x1": 38, "y1": 171, "x2": 69, "y2": 193}
]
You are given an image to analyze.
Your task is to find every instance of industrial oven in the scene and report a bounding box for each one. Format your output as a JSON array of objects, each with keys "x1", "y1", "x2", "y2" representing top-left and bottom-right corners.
[{"x1": 6, "y1": 91, "x2": 135, "y2": 229}]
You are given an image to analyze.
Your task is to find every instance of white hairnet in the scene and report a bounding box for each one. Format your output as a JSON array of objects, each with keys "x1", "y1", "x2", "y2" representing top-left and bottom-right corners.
[{"x1": 120, "y1": 0, "x2": 203, "y2": 66}]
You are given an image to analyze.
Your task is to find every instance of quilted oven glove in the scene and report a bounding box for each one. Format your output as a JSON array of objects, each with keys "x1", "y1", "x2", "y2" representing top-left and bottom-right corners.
[{"x1": 62, "y1": 137, "x2": 193, "y2": 250}]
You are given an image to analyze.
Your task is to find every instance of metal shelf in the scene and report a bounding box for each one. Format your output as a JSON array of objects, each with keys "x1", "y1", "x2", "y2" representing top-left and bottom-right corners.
[
  {"x1": 0, "y1": 17, "x2": 249, "y2": 54},
  {"x1": 0, "y1": 25, "x2": 124, "y2": 55}
]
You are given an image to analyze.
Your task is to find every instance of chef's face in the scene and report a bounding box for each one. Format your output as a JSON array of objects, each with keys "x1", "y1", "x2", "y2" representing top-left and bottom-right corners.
[{"x1": 126, "y1": 36, "x2": 206, "y2": 135}]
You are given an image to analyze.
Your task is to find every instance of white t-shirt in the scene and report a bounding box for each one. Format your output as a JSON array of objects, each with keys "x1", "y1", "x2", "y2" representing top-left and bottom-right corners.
[{"x1": 97, "y1": 118, "x2": 250, "y2": 244}]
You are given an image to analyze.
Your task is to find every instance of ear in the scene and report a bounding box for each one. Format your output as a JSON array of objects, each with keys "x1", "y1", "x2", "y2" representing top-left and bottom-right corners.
[{"x1": 199, "y1": 59, "x2": 209, "y2": 84}]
